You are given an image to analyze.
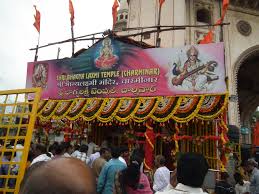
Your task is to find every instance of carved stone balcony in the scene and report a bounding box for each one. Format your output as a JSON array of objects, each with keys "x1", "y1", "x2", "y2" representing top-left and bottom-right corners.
[{"x1": 230, "y1": 0, "x2": 259, "y2": 11}]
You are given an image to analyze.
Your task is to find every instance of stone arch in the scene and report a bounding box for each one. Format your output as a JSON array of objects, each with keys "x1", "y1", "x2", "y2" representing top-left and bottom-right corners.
[{"x1": 233, "y1": 45, "x2": 259, "y2": 127}]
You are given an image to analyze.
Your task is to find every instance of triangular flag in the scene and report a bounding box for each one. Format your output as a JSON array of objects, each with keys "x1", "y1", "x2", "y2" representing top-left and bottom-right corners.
[
  {"x1": 216, "y1": 0, "x2": 229, "y2": 24},
  {"x1": 33, "y1": 5, "x2": 41, "y2": 33},
  {"x1": 200, "y1": 0, "x2": 229, "y2": 44},
  {"x1": 69, "y1": 0, "x2": 75, "y2": 26},
  {"x1": 112, "y1": 0, "x2": 119, "y2": 29},
  {"x1": 220, "y1": 0, "x2": 229, "y2": 23},
  {"x1": 159, "y1": 0, "x2": 165, "y2": 8},
  {"x1": 199, "y1": 30, "x2": 213, "y2": 44}
]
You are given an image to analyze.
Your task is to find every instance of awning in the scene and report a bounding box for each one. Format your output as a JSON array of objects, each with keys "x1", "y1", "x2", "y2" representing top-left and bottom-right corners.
[{"x1": 37, "y1": 94, "x2": 228, "y2": 123}]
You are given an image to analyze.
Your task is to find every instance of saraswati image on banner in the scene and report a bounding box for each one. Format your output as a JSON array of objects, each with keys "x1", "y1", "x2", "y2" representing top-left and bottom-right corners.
[
  {"x1": 146, "y1": 42, "x2": 226, "y2": 95},
  {"x1": 170, "y1": 45, "x2": 220, "y2": 92}
]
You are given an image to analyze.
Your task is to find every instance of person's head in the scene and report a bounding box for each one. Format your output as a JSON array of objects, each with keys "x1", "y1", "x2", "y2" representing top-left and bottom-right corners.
[
  {"x1": 55, "y1": 144, "x2": 63, "y2": 156},
  {"x1": 34, "y1": 144, "x2": 47, "y2": 157},
  {"x1": 100, "y1": 147, "x2": 111, "y2": 161},
  {"x1": 234, "y1": 172, "x2": 244, "y2": 185},
  {"x1": 120, "y1": 160, "x2": 141, "y2": 190},
  {"x1": 155, "y1": 155, "x2": 166, "y2": 168},
  {"x1": 187, "y1": 46, "x2": 199, "y2": 63},
  {"x1": 245, "y1": 159, "x2": 258, "y2": 173},
  {"x1": 21, "y1": 161, "x2": 46, "y2": 188},
  {"x1": 19, "y1": 157, "x2": 96, "y2": 194},
  {"x1": 27, "y1": 150, "x2": 34, "y2": 163},
  {"x1": 220, "y1": 171, "x2": 229, "y2": 181},
  {"x1": 130, "y1": 152, "x2": 144, "y2": 166},
  {"x1": 49, "y1": 143, "x2": 58, "y2": 155},
  {"x1": 9, "y1": 140, "x2": 15, "y2": 146},
  {"x1": 17, "y1": 139, "x2": 25, "y2": 145},
  {"x1": 93, "y1": 145, "x2": 100, "y2": 154},
  {"x1": 177, "y1": 153, "x2": 209, "y2": 188},
  {"x1": 131, "y1": 148, "x2": 145, "y2": 164},
  {"x1": 61, "y1": 142, "x2": 73, "y2": 155},
  {"x1": 4, "y1": 151, "x2": 13, "y2": 161},
  {"x1": 120, "y1": 146, "x2": 129, "y2": 159},
  {"x1": 80, "y1": 144, "x2": 89, "y2": 154},
  {"x1": 87, "y1": 135, "x2": 94, "y2": 143},
  {"x1": 111, "y1": 147, "x2": 121, "y2": 159},
  {"x1": 74, "y1": 144, "x2": 80, "y2": 151}
]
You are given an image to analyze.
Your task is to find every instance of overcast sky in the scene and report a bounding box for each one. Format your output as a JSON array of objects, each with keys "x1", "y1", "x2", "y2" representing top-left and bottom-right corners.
[{"x1": 0, "y1": 0, "x2": 114, "y2": 91}]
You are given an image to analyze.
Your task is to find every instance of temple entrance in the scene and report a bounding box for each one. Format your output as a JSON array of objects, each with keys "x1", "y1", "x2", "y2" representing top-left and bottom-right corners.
[{"x1": 236, "y1": 46, "x2": 259, "y2": 160}]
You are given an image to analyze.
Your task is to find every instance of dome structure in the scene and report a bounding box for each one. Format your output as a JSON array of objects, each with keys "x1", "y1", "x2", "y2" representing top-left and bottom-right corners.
[{"x1": 114, "y1": 0, "x2": 128, "y2": 31}]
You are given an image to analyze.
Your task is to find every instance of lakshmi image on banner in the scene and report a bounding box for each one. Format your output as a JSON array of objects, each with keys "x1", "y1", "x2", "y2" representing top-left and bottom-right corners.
[
  {"x1": 32, "y1": 63, "x2": 48, "y2": 88},
  {"x1": 95, "y1": 38, "x2": 118, "y2": 70},
  {"x1": 170, "y1": 46, "x2": 219, "y2": 92}
]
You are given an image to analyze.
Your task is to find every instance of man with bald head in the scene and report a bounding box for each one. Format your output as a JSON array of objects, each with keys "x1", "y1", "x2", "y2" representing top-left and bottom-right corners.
[{"x1": 19, "y1": 157, "x2": 96, "y2": 194}]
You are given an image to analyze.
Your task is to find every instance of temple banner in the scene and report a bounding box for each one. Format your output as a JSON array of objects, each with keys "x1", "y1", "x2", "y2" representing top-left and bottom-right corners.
[{"x1": 26, "y1": 38, "x2": 226, "y2": 99}]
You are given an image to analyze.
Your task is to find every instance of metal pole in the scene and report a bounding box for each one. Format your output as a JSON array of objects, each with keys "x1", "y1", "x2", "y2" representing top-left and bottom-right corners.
[
  {"x1": 92, "y1": 35, "x2": 95, "y2": 45},
  {"x1": 140, "y1": 28, "x2": 143, "y2": 43},
  {"x1": 71, "y1": 24, "x2": 75, "y2": 57},
  {"x1": 57, "y1": 47, "x2": 61, "y2": 59},
  {"x1": 219, "y1": 0, "x2": 224, "y2": 42},
  {"x1": 34, "y1": 33, "x2": 40, "y2": 62},
  {"x1": 156, "y1": 5, "x2": 162, "y2": 48}
]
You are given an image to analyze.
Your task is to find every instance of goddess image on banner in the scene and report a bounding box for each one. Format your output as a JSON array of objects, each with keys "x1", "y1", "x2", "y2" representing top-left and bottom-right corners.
[
  {"x1": 95, "y1": 38, "x2": 119, "y2": 70},
  {"x1": 32, "y1": 63, "x2": 48, "y2": 88},
  {"x1": 146, "y1": 43, "x2": 226, "y2": 95},
  {"x1": 171, "y1": 46, "x2": 219, "y2": 92}
]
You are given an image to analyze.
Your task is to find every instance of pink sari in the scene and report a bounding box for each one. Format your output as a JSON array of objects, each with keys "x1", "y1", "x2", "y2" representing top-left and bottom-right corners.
[{"x1": 125, "y1": 173, "x2": 153, "y2": 194}]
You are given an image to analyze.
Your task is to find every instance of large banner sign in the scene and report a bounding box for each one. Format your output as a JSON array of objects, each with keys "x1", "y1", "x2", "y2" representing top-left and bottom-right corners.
[{"x1": 26, "y1": 38, "x2": 226, "y2": 99}]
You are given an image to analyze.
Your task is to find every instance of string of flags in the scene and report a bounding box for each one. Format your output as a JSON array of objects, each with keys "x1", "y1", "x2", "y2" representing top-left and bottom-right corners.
[{"x1": 32, "y1": 0, "x2": 230, "y2": 44}]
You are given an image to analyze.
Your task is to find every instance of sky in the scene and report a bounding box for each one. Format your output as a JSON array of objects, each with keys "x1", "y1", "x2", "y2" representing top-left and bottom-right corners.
[{"x1": 0, "y1": 0, "x2": 114, "y2": 91}]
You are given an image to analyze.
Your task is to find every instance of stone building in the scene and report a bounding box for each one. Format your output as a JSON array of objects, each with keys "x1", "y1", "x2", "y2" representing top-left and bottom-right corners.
[
  {"x1": 114, "y1": 0, "x2": 129, "y2": 31},
  {"x1": 115, "y1": 0, "x2": 259, "y2": 145}
]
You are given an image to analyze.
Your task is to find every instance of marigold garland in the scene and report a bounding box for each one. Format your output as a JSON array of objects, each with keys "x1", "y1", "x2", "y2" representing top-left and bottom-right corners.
[
  {"x1": 37, "y1": 94, "x2": 228, "y2": 123},
  {"x1": 55, "y1": 100, "x2": 73, "y2": 116},
  {"x1": 66, "y1": 99, "x2": 89, "y2": 121}
]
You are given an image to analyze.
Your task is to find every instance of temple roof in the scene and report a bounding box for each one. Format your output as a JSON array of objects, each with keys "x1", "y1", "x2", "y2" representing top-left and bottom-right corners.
[{"x1": 74, "y1": 34, "x2": 155, "y2": 57}]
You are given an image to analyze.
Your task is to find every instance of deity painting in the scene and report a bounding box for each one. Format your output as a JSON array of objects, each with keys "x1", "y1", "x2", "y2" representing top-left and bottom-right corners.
[
  {"x1": 95, "y1": 38, "x2": 118, "y2": 70},
  {"x1": 32, "y1": 63, "x2": 48, "y2": 88},
  {"x1": 170, "y1": 46, "x2": 219, "y2": 92}
]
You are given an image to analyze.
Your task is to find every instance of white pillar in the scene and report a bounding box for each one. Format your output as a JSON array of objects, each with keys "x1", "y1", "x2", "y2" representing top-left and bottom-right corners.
[{"x1": 173, "y1": 0, "x2": 186, "y2": 47}]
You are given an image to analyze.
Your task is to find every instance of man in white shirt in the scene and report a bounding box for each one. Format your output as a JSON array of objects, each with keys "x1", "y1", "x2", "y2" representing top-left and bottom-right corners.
[
  {"x1": 245, "y1": 158, "x2": 259, "y2": 194},
  {"x1": 119, "y1": 146, "x2": 129, "y2": 166},
  {"x1": 76, "y1": 144, "x2": 90, "y2": 165},
  {"x1": 71, "y1": 144, "x2": 80, "y2": 158},
  {"x1": 31, "y1": 144, "x2": 51, "y2": 166},
  {"x1": 13, "y1": 140, "x2": 24, "y2": 162},
  {"x1": 11, "y1": 140, "x2": 24, "y2": 173},
  {"x1": 88, "y1": 145, "x2": 100, "y2": 167},
  {"x1": 156, "y1": 153, "x2": 209, "y2": 194},
  {"x1": 87, "y1": 136, "x2": 97, "y2": 156},
  {"x1": 61, "y1": 142, "x2": 73, "y2": 157},
  {"x1": 153, "y1": 155, "x2": 171, "y2": 192},
  {"x1": 234, "y1": 172, "x2": 250, "y2": 194}
]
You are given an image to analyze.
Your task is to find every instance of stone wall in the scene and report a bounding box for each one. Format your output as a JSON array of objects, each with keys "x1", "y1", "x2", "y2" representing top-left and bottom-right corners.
[{"x1": 126, "y1": 0, "x2": 259, "y2": 130}]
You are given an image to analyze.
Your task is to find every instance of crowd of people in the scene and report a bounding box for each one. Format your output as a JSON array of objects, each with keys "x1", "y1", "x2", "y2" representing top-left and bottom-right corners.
[
  {"x1": 17, "y1": 139, "x2": 208, "y2": 194},
  {"x1": 0, "y1": 139, "x2": 258, "y2": 194},
  {"x1": 19, "y1": 141, "x2": 212, "y2": 194},
  {"x1": 213, "y1": 158, "x2": 259, "y2": 194}
]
